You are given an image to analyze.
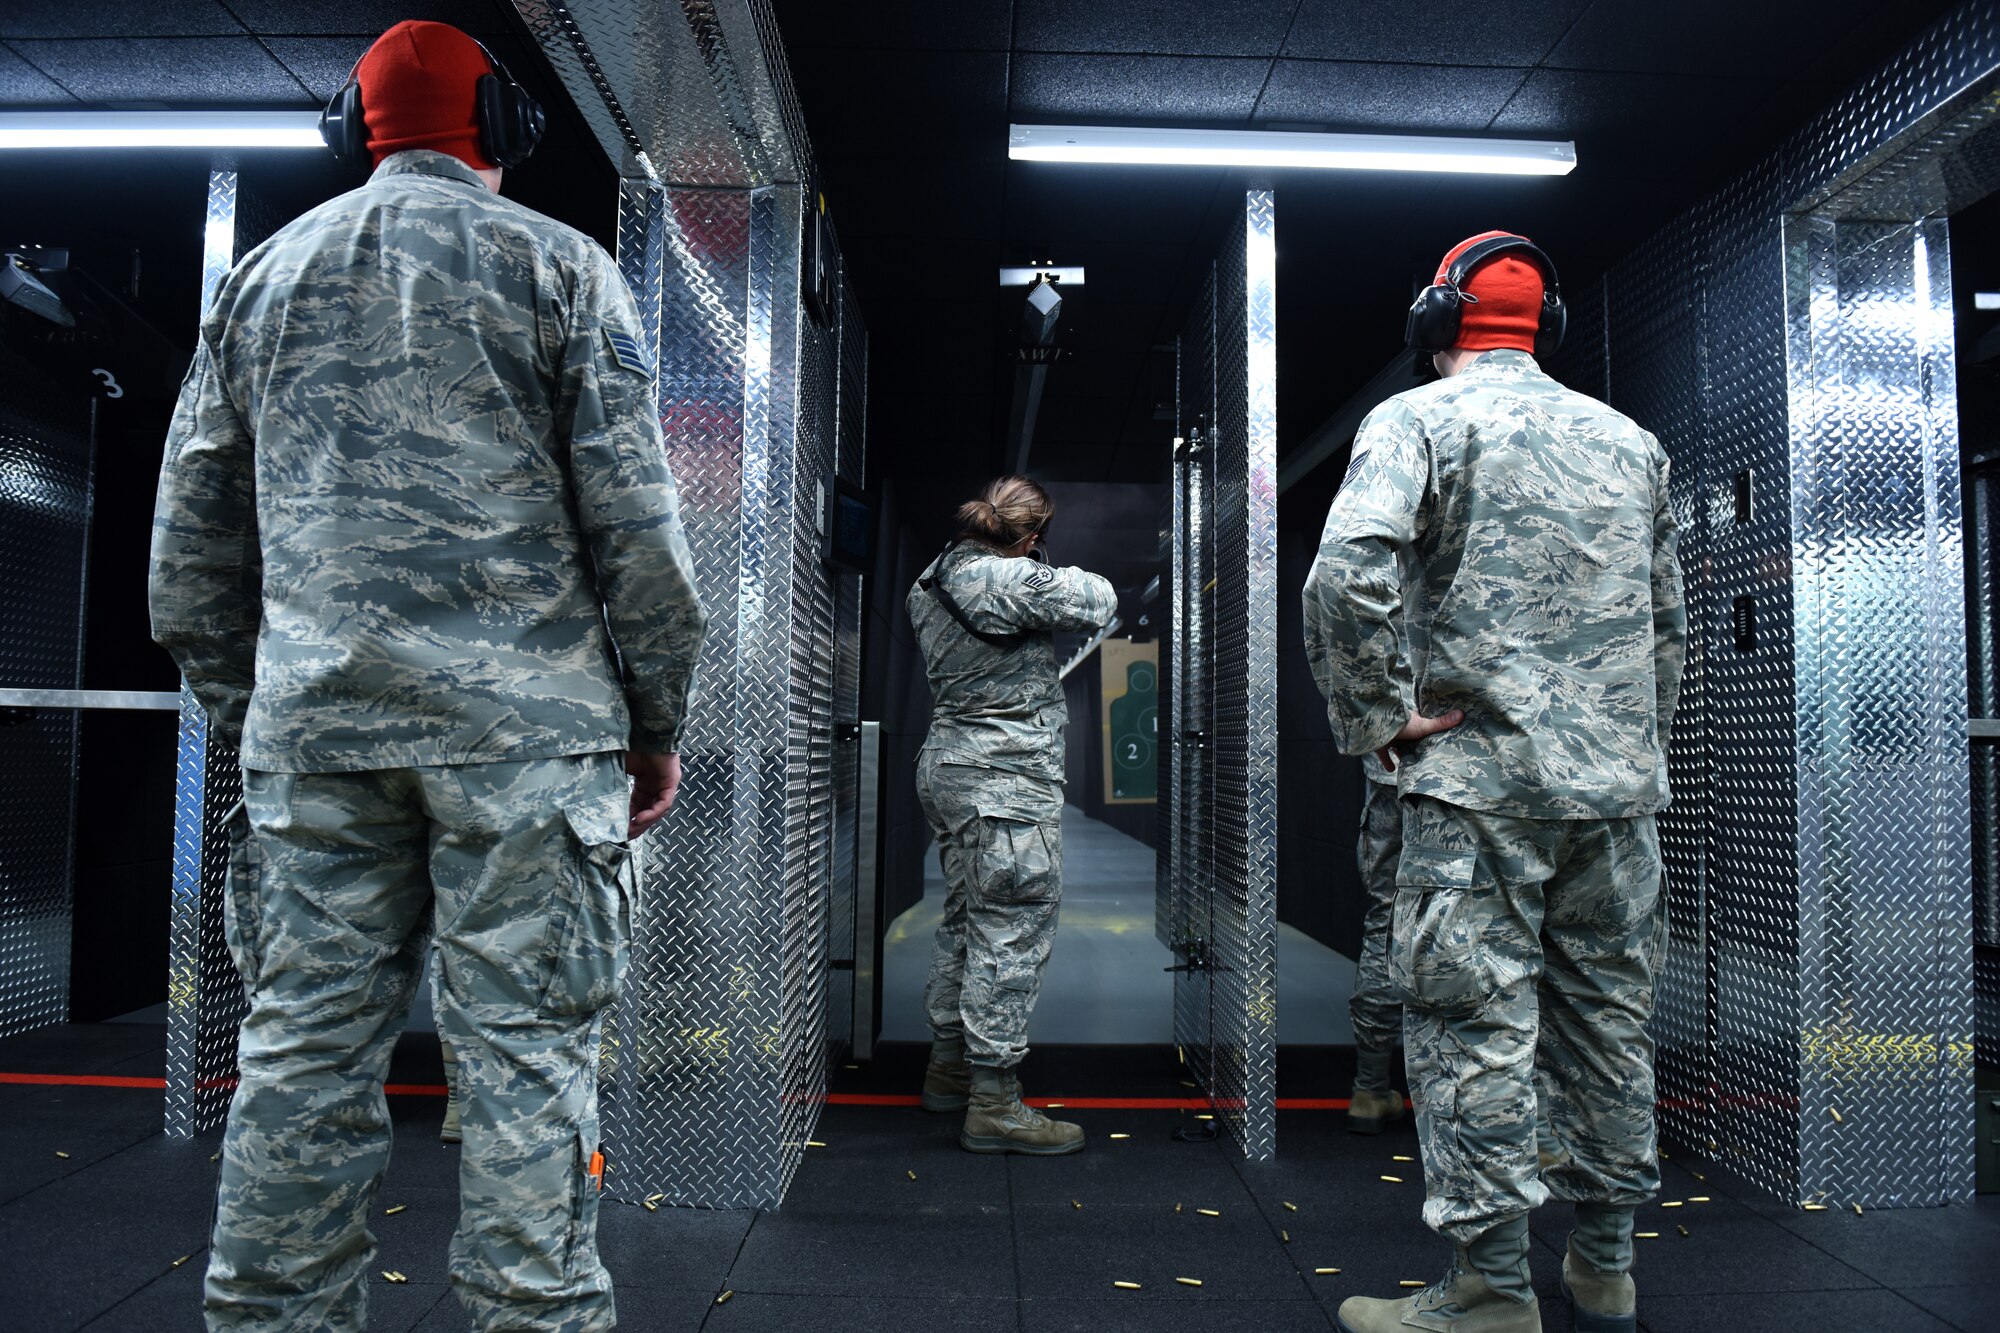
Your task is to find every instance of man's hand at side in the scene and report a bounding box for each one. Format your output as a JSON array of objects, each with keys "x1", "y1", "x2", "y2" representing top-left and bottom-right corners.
[
  {"x1": 627, "y1": 751, "x2": 681, "y2": 838},
  {"x1": 1374, "y1": 708, "x2": 1464, "y2": 773}
]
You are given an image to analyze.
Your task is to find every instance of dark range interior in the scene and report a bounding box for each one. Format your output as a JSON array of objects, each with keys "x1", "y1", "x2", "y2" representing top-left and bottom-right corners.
[
  {"x1": 0, "y1": 0, "x2": 1972, "y2": 1018},
  {"x1": 3, "y1": 2, "x2": 1999, "y2": 1331}
]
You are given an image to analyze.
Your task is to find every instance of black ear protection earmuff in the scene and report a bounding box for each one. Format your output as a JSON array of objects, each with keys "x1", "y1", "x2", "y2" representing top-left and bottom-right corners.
[
  {"x1": 319, "y1": 37, "x2": 545, "y2": 169},
  {"x1": 1404, "y1": 234, "x2": 1566, "y2": 358}
]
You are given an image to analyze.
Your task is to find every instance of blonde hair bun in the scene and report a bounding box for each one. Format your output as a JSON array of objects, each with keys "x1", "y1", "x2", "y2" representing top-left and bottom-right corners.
[{"x1": 957, "y1": 475, "x2": 1053, "y2": 548}]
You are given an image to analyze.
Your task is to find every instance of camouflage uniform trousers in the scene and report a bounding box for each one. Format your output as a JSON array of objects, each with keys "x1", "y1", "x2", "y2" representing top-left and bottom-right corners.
[
  {"x1": 205, "y1": 752, "x2": 633, "y2": 1333},
  {"x1": 1351, "y1": 778, "x2": 1405, "y2": 1081},
  {"x1": 1394, "y1": 794, "x2": 1665, "y2": 1244},
  {"x1": 916, "y1": 752, "x2": 1064, "y2": 1068}
]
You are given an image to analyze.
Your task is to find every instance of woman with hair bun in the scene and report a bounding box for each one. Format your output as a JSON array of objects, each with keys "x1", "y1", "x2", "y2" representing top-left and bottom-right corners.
[{"x1": 906, "y1": 475, "x2": 1117, "y2": 1155}]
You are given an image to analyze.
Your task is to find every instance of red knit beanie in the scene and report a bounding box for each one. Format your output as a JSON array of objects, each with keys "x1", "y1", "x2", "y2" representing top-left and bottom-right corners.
[
  {"x1": 356, "y1": 20, "x2": 496, "y2": 170},
  {"x1": 1434, "y1": 230, "x2": 1545, "y2": 353}
]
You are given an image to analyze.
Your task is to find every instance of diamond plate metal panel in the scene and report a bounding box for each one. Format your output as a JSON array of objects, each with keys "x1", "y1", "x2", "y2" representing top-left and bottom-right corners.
[
  {"x1": 1559, "y1": 0, "x2": 1997, "y2": 1207},
  {"x1": 1977, "y1": 940, "x2": 2000, "y2": 1068},
  {"x1": 601, "y1": 176, "x2": 844, "y2": 1208},
  {"x1": 1167, "y1": 193, "x2": 1276, "y2": 1161},
  {"x1": 0, "y1": 356, "x2": 91, "y2": 1039},
  {"x1": 826, "y1": 273, "x2": 867, "y2": 1050},
  {"x1": 785, "y1": 225, "x2": 839, "y2": 1154},
  {"x1": 1168, "y1": 265, "x2": 1213, "y2": 1083},
  {"x1": 1604, "y1": 215, "x2": 1719, "y2": 1178},
  {"x1": 165, "y1": 169, "x2": 272, "y2": 1136},
  {"x1": 1784, "y1": 214, "x2": 1972, "y2": 1206},
  {"x1": 510, "y1": 0, "x2": 812, "y2": 187}
]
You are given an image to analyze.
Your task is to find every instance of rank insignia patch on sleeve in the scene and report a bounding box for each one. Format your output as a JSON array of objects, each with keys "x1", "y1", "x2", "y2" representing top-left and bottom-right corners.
[
  {"x1": 1025, "y1": 566, "x2": 1056, "y2": 591},
  {"x1": 604, "y1": 329, "x2": 655, "y2": 378}
]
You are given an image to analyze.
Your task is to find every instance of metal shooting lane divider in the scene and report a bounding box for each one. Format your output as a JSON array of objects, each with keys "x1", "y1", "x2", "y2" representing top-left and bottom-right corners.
[
  {"x1": 164, "y1": 170, "x2": 283, "y2": 1137},
  {"x1": 1162, "y1": 192, "x2": 1278, "y2": 1161},
  {"x1": 827, "y1": 270, "x2": 869, "y2": 1056},
  {"x1": 0, "y1": 318, "x2": 96, "y2": 1040},
  {"x1": 510, "y1": 0, "x2": 861, "y2": 1208},
  {"x1": 1540, "y1": 0, "x2": 1999, "y2": 1207}
]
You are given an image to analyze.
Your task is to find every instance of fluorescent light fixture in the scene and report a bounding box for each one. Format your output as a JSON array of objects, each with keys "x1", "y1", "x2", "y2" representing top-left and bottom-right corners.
[
  {"x1": 1009, "y1": 123, "x2": 1576, "y2": 176},
  {"x1": 0, "y1": 110, "x2": 325, "y2": 150},
  {"x1": 1977, "y1": 292, "x2": 2000, "y2": 310},
  {"x1": 999, "y1": 265, "x2": 1086, "y2": 286}
]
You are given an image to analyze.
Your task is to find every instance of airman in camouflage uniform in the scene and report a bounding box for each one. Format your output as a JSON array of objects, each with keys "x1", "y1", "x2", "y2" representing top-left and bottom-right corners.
[
  {"x1": 908, "y1": 511, "x2": 1117, "y2": 1154},
  {"x1": 1305, "y1": 339, "x2": 1684, "y2": 1333},
  {"x1": 150, "y1": 94, "x2": 706, "y2": 1331}
]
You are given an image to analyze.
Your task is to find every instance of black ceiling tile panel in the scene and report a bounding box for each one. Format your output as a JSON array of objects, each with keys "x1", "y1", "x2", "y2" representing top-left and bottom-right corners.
[
  {"x1": 0, "y1": 42, "x2": 76, "y2": 102},
  {"x1": 1545, "y1": 0, "x2": 1877, "y2": 77},
  {"x1": 770, "y1": 0, "x2": 1013, "y2": 52},
  {"x1": 1489, "y1": 67, "x2": 1756, "y2": 184},
  {"x1": 1283, "y1": 0, "x2": 1591, "y2": 67},
  {"x1": 1255, "y1": 59, "x2": 1527, "y2": 132},
  {"x1": 1005, "y1": 162, "x2": 1222, "y2": 248},
  {"x1": 1010, "y1": 52, "x2": 1270, "y2": 123},
  {"x1": 7, "y1": 37, "x2": 311, "y2": 104},
  {"x1": 1016, "y1": 0, "x2": 1299, "y2": 58},
  {"x1": 819, "y1": 157, "x2": 1006, "y2": 243},
  {"x1": 792, "y1": 48, "x2": 1006, "y2": 156},
  {"x1": 262, "y1": 36, "x2": 369, "y2": 101},
  {"x1": 220, "y1": 0, "x2": 509, "y2": 38},
  {"x1": 0, "y1": 1, "x2": 244, "y2": 40}
]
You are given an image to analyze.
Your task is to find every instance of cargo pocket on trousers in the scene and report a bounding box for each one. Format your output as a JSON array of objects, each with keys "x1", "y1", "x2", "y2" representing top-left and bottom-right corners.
[
  {"x1": 219, "y1": 800, "x2": 265, "y2": 984},
  {"x1": 538, "y1": 797, "x2": 634, "y2": 1018},
  {"x1": 1390, "y1": 844, "x2": 1485, "y2": 1013},
  {"x1": 970, "y1": 819, "x2": 1059, "y2": 907}
]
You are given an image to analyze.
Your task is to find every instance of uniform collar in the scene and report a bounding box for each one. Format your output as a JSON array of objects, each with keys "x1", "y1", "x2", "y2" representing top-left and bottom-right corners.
[
  {"x1": 1457, "y1": 347, "x2": 1545, "y2": 381},
  {"x1": 370, "y1": 150, "x2": 490, "y2": 190}
]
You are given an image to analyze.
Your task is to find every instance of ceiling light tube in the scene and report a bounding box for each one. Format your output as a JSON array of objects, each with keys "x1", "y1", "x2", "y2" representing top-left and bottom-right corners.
[
  {"x1": 0, "y1": 110, "x2": 326, "y2": 150},
  {"x1": 1009, "y1": 123, "x2": 1576, "y2": 176}
]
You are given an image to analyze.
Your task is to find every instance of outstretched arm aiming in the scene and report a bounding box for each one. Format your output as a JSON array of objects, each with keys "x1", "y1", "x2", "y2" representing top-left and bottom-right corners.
[
  {"x1": 149, "y1": 327, "x2": 261, "y2": 745},
  {"x1": 967, "y1": 558, "x2": 1119, "y2": 636}
]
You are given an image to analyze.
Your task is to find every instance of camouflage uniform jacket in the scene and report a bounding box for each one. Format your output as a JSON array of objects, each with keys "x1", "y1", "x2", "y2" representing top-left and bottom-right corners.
[
  {"x1": 1360, "y1": 543, "x2": 1425, "y2": 789},
  {"x1": 1304, "y1": 348, "x2": 1686, "y2": 820},
  {"x1": 149, "y1": 150, "x2": 707, "y2": 772},
  {"x1": 908, "y1": 541, "x2": 1118, "y2": 782}
]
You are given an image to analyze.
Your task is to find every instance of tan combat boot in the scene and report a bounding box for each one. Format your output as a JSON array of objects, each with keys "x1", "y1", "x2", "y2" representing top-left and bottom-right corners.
[
  {"x1": 439, "y1": 1044, "x2": 462, "y2": 1145},
  {"x1": 921, "y1": 1037, "x2": 971, "y2": 1113},
  {"x1": 1349, "y1": 1048, "x2": 1406, "y2": 1135},
  {"x1": 1348, "y1": 1085, "x2": 1407, "y2": 1135},
  {"x1": 960, "y1": 1066, "x2": 1084, "y2": 1155},
  {"x1": 1560, "y1": 1203, "x2": 1637, "y2": 1333},
  {"x1": 1336, "y1": 1217, "x2": 1541, "y2": 1333}
]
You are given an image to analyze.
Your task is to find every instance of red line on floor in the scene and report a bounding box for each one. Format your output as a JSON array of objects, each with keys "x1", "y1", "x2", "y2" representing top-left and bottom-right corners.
[
  {"x1": 0, "y1": 1072, "x2": 166, "y2": 1089},
  {"x1": 0, "y1": 1073, "x2": 449, "y2": 1095}
]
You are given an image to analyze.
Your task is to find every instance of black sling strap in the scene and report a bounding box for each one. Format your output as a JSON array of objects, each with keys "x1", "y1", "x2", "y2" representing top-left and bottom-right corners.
[{"x1": 919, "y1": 538, "x2": 1034, "y2": 650}]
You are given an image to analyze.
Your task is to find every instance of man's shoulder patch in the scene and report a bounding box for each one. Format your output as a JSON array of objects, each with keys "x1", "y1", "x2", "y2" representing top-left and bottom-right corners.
[
  {"x1": 604, "y1": 328, "x2": 654, "y2": 378},
  {"x1": 1024, "y1": 565, "x2": 1056, "y2": 591}
]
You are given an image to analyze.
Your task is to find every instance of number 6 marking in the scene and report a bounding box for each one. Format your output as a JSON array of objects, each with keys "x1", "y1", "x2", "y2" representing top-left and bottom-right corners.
[{"x1": 91, "y1": 368, "x2": 124, "y2": 399}]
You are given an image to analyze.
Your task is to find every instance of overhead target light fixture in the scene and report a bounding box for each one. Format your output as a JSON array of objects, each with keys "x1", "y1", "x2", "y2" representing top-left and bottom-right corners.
[
  {"x1": 1008, "y1": 124, "x2": 1576, "y2": 176},
  {"x1": 0, "y1": 110, "x2": 325, "y2": 150},
  {"x1": 999, "y1": 265, "x2": 1086, "y2": 286}
]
